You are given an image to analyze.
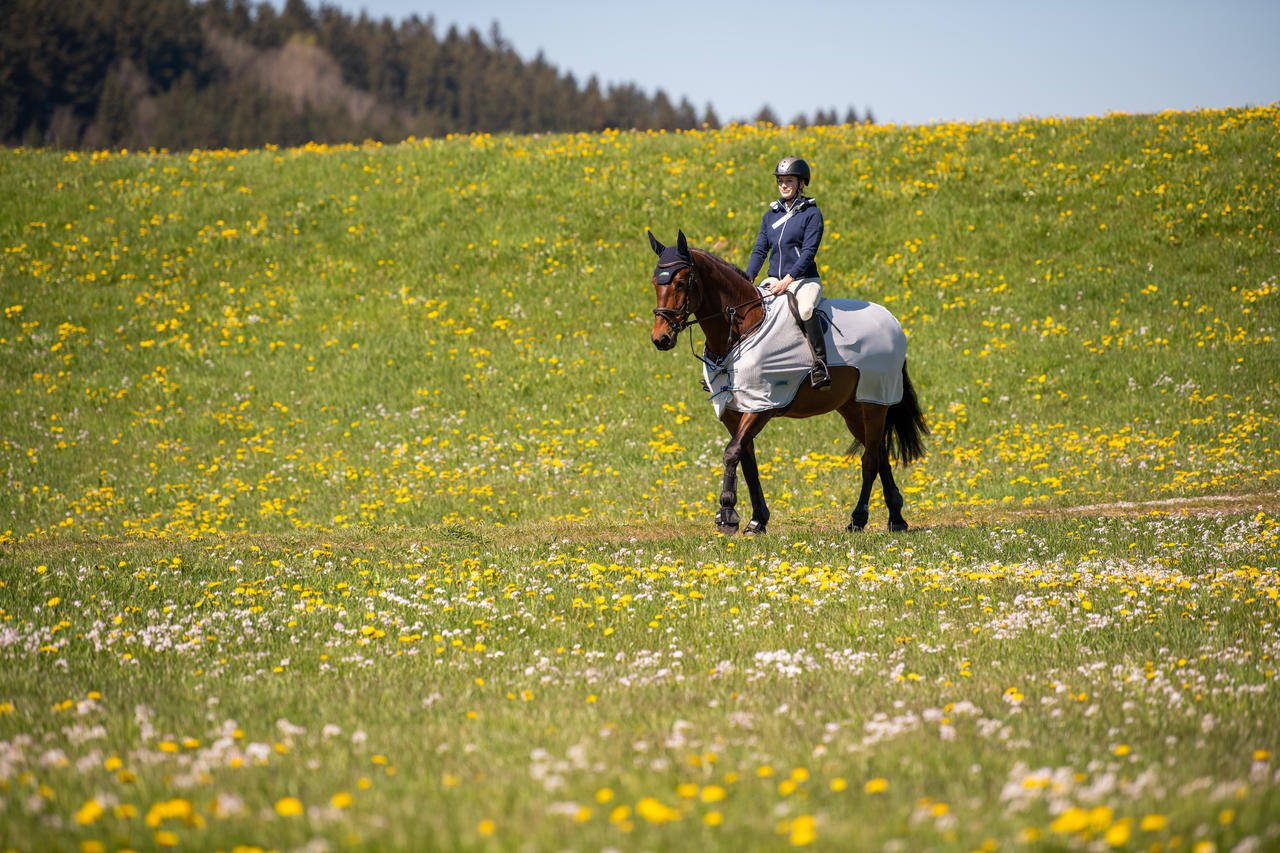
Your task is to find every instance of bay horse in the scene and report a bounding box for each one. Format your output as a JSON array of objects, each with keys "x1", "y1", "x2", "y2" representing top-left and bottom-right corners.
[{"x1": 648, "y1": 230, "x2": 927, "y2": 534}]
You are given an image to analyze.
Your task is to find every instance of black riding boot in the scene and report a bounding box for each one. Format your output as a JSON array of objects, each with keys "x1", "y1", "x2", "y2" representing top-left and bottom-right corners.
[{"x1": 802, "y1": 315, "x2": 831, "y2": 390}]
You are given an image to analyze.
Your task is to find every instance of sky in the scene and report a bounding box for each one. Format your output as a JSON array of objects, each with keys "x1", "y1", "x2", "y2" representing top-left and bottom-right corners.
[{"x1": 301, "y1": 0, "x2": 1280, "y2": 126}]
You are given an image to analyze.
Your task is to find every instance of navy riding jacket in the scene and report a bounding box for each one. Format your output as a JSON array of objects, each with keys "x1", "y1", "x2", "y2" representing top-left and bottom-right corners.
[{"x1": 745, "y1": 196, "x2": 824, "y2": 281}]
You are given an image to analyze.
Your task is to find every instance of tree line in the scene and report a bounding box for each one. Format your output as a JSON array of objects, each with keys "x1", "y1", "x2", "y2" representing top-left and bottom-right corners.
[{"x1": 0, "y1": 0, "x2": 875, "y2": 150}]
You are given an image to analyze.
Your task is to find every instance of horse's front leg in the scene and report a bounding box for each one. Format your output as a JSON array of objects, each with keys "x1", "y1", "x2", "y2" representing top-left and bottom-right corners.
[
  {"x1": 740, "y1": 442, "x2": 770, "y2": 535},
  {"x1": 717, "y1": 442, "x2": 741, "y2": 534},
  {"x1": 717, "y1": 413, "x2": 770, "y2": 535}
]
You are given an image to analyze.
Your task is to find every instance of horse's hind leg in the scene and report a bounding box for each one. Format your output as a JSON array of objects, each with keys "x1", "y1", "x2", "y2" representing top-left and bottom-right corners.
[
  {"x1": 878, "y1": 454, "x2": 908, "y2": 532},
  {"x1": 840, "y1": 401, "x2": 887, "y2": 532}
]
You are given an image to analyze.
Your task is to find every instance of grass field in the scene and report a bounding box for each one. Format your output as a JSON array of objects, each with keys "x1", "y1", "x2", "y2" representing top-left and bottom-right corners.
[{"x1": 1, "y1": 106, "x2": 1278, "y2": 851}]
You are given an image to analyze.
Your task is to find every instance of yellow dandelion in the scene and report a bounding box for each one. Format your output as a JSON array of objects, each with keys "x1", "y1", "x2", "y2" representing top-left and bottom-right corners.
[
  {"x1": 275, "y1": 797, "x2": 304, "y2": 817},
  {"x1": 864, "y1": 777, "x2": 888, "y2": 794},
  {"x1": 145, "y1": 798, "x2": 193, "y2": 827},
  {"x1": 1051, "y1": 807, "x2": 1089, "y2": 834},
  {"x1": 331, "y1": 792, "x2": 353, "y2": 809},
  {"x1": 789, "y1": 814, "x2": 816, "y2": 846},
  {"x1": 75, "y1": 799, "x2": 105, "y2": 825},
  {"x1": 700, "y1": 784, "x2": 726, "y2": 803},
  {"x1": 1105, "y1": 818, "x2": 1133, "y2": 847},
  {"x1": 636, "y1": 797, "x2": 680, "y2": 825},
  {"x1": 478, "y1": 819, "x2": 496, "y2": 836},
  {"x1": 1139, "y1": 813, "x2": 1167, "y2": 831}
]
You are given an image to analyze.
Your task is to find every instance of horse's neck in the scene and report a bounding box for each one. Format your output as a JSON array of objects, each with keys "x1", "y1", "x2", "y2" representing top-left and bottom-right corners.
[{"x1": 692, "y1": 252, "x2": 760, "y2": 355}]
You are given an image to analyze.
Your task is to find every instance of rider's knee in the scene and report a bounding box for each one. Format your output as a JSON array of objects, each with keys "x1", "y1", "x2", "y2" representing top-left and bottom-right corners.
[{"x1": 794, "y1": 279, "x2": 822, "y2": 320}]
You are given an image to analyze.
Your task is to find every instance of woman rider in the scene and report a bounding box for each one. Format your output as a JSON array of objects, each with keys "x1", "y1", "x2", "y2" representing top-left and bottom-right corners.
[{"x1": 745, "y1": 156, "x2": 830, "y2": 390}]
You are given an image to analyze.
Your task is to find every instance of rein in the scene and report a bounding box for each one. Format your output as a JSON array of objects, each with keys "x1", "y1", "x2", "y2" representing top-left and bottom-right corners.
[{"x1": 717, "y1": 291, "x2": 768, "y2": 354}]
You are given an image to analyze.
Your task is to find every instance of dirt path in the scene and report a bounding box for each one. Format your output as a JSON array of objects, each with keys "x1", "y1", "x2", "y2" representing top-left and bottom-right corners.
[
  {"x1": 4, "y1": 492, "x2": 1277, "y2": 557},
  {"x1": 919, "y1": 490, "x2": 1280, "y2": 529}
]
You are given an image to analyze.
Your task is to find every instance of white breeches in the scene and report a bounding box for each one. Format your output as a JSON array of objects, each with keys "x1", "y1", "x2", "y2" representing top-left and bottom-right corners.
[{"x1": 764, "y1": 276, "x2": 823, "y2": 320}]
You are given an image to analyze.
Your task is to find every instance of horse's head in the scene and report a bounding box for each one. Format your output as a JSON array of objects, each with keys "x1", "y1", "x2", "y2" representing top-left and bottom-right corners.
[{"x1": 648, "y1": 229, "x2": 697, "y2": 351}]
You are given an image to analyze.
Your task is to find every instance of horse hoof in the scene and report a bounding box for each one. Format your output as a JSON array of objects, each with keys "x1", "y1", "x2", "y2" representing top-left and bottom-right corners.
[
  {"x1": 846, "y1": 522, "x2": 865, "y2": 533},
  {"x1": 745, "y1": 520, "x2": 767, "y2": 536},
  {"x1": 888, "y1": 520, "x2": 909, "y2": 532},
  {"x1": 717, "y1": 523, "x2": 740, "y2": 536}
]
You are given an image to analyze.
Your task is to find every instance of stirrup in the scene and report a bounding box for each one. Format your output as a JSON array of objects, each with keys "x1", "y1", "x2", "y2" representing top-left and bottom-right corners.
[{"x1": 810, "y1": 362, "x2": 831, "y2": 390}]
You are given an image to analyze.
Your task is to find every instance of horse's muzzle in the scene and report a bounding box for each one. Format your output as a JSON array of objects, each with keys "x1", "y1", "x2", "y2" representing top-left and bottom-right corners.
[{"x1": 652, "y1": 333, "x2": 677, "y2": 351}]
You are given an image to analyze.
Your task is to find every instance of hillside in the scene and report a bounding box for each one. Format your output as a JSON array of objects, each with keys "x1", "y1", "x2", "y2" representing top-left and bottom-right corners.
[
  {"x1": 1, "y1": 107, "x2": 1278, "y2": 545},
  {"x1": 1, "y1": 109, "x2": 1279, "y2": 853}
]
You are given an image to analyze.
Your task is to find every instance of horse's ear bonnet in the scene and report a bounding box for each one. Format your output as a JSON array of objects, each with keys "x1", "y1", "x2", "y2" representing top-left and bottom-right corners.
[{"x1": 650, "y1": 230, "x2": 691, "y2": 284}]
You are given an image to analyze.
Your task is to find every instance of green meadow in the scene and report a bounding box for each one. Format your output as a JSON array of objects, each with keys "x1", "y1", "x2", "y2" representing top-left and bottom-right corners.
[{"x1": 1, "y1": 108, "x2": 1277, "y2": 851}]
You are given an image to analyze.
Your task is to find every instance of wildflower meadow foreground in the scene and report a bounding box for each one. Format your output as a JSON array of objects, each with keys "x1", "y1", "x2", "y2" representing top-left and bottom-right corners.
[{"x1": 2, "y1": 107, "x2": 1278, "y2": 850}]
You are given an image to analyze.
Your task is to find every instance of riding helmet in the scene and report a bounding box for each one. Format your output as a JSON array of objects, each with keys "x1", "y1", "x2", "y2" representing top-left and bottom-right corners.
[{"x1": 773, "y1": 156, "x2": 811, "y2": 186}]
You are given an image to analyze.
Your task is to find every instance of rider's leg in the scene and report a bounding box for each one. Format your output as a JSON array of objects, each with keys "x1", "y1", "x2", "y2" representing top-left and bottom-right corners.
[
  {"x1": 790, "y1": 279, "x2": 829, "y2": 389},
  {"x1": 801, "y1": 315, "x2": 830, "y2": 389},
  {"x1": 791, "y1": 278, "x2": 822, "y2": 321}
]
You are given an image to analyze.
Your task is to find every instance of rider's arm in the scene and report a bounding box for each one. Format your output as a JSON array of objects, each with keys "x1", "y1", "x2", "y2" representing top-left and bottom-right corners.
[{"x1": 744, "y1": 214, "x2": 771, "y2": 281}]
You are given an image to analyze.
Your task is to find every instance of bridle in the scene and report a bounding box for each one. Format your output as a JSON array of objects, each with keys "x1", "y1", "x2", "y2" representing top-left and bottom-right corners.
[
  {"x1": 652, "y1": 259, "x2": 700, "y2": 336},
  {"x1": 653, "y1": 257, "x2": 767, "y2": 357}
]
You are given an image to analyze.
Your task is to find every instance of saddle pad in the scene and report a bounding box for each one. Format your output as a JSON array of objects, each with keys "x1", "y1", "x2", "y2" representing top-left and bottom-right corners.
[{"x1": 702, "y1": 293, "x2": 907, "y2": 418}]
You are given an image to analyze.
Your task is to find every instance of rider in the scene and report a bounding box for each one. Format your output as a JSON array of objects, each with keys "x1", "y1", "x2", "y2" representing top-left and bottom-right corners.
[{"x1": 745, "y1": 156, "x2": 830, "y2": 390}]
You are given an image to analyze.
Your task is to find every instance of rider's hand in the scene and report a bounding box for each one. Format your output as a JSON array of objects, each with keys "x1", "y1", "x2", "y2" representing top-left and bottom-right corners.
[{"x1": 768, "y1": 277, "x2": 792, "y2": 296}]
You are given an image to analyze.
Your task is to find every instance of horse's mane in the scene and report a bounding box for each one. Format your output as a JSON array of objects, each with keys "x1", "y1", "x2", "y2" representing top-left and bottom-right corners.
[{"x1": 690, "y1": 247, "x2": 751, "y2": 285}]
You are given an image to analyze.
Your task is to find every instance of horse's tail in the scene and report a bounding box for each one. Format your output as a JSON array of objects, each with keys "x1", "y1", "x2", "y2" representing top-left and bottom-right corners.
[{"x1": 886, "y1": 361, "x2": 928, "y2": 465}]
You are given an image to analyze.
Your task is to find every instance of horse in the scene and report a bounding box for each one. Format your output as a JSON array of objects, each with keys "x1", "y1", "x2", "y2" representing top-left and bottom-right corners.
[{"x1": 647, "y1": 230, "x2": 927, "y2": 534}]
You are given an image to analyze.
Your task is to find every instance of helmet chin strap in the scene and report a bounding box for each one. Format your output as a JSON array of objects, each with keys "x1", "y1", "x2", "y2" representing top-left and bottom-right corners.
[{"x1": 782, "y1": 187, "x2": 805, "y2": 209}]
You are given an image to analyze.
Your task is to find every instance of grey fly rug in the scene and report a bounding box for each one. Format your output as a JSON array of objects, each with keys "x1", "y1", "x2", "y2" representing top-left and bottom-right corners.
[{"x1": 701, "y1": 290, "x2": 907, "y2": 418}]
